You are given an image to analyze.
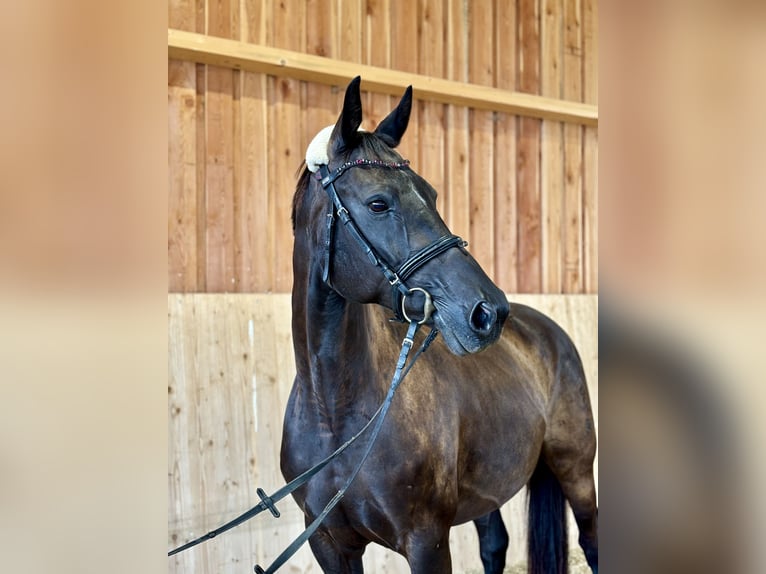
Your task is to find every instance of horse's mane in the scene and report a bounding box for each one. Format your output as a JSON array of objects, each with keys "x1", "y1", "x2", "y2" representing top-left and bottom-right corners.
[{"x1": 291, "y1": 132, "x2": 403, "y2": 231}]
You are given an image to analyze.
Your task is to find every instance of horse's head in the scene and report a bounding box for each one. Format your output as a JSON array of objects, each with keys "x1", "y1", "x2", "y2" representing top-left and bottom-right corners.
[{"x1": 294, "y1": 77, "x2": 509, "y2": 355}]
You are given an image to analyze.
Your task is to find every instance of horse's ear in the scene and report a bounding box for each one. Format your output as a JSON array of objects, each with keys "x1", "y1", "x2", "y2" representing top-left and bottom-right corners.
[
  {"x1": 330, "y1": 76, "x2": 363, "y2": 155},
  {"x1": 374, "y1": 85, "x2": 412, "y2": 148}
]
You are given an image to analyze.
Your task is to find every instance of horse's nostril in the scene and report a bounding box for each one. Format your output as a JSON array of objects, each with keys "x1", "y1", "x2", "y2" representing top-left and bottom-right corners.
[{"x1": 470, "y1": 301, "x2": 496, "y2": 334}]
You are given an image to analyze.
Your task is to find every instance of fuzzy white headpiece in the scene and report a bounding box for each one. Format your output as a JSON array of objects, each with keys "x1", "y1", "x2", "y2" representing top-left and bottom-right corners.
[
  {"x1": 305, "y1": 125, "x2": 366, "y2": 173},
  {"x1": 305, "y1": 125, "x2": 334, "y2": 173}
]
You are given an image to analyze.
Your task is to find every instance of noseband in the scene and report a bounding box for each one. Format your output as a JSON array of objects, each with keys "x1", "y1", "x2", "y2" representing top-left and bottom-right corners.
[{"x1": 317, "y1": 159, "x2": 466, "y2": 324}]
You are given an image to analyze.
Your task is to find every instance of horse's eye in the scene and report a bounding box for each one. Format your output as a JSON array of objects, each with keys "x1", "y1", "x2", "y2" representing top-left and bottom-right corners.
[{"x1": 368, "y1": 199, "x2": 389, "y2": 213}]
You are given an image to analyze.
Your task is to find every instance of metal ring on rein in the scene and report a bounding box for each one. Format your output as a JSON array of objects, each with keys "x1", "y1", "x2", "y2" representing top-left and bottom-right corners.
[{"x1": 401, "y1": 288, "x2": 435, "y2": 325}]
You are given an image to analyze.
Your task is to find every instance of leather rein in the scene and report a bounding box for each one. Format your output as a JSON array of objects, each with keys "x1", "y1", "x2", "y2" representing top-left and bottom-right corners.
[{"x1": 168, "y1": 158, "x2": 464, "y2": 572}]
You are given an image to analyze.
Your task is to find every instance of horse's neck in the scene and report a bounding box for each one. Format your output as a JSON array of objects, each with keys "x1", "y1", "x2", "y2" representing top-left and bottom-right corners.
[{"x1": 292, "y1": 270, "x2": 382, "y2": 421}]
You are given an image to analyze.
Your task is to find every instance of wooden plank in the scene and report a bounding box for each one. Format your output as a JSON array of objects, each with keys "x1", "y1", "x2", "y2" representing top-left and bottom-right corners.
[
  {"x1": 168, "y1": 0, "x2": 197, "y2": 32},
  {"x1": 582, "y1": 0, "x2": 597, "y2": 106},
  {"x1": 169, "y1": 60, "x2": 199, "y2": 291},
  {"x1": 204, "y1": 67, "x2": 236, "y2": 293},
  {"x1": 205, "y1": 0, "x2": 237, "y2": 292},
  {"x1": 168, "y1": 295, "x2": 259, "y2": 571},
  {"x1": 305, "y1": 0, "x2": 340, "y2": 140},
  {"x1": 468, "y1": 0, "x2": 495, "y2": 278},
  {"x1": 390, "y1": 0, "x2": 419, "y2": 162},
  {"x1": 195, "y1": 63, "x2": 207, "y2": 292},
  {"x1": 236, "y1": 0, "x2": 271, "y2": 292},
  {"x1": 583, "y1": 0, "x2": 598, "y2": 292},
  {"x1": 445, "y1": 0, "x2": 470, "y2": 240},
  {"x1": 540, "y1": 0, "x2": 564, "y2": 293},
  {"x1": 364, "y1": 0, "x2": 392, "y2": 132},
  {"x1": 269, "y1": 0, "x2": 305, "y2": 293},
  {"x1": 167, "y1": 29, "x2": 599, "y2": 126},
  {"x1": 517, "y1": 0, "x2": 542, "y2": 293},
  {"x1": 417, "y1": 0, "x2": 446, "y2": 214},
  {"x1": 336, "y1": 0, "x2": 363, "y2": 144},
  {"x1": 237, "y1": 71, "x2": 272, "y2": 292},
  {"x1": 563, "y1": 0, "x2": 583, "y2": 293},
  {"x1": 583, "y1": 127, "x2": 598, "y2": 293},
  {"x1": 207, "y1": 0, "x2": 236, "y2": 40},
  {"x1": 493, "y1": 0, "x2": 518, "y2": 293}
]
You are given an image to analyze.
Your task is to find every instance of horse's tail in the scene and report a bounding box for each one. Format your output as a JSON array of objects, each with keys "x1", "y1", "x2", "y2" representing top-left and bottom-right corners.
[{"x1": 527, "y1": 458, "x2": 568, "y2": 574}]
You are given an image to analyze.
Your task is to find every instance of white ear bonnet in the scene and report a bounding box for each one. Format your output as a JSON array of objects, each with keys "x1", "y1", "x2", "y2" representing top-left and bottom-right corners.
[{"x1": 305, "y1": 125, "x2": 366, "y2": 173}]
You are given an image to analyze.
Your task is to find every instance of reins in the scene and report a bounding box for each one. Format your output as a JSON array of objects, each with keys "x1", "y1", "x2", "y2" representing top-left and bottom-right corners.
[
  {"x1": 168, "y1": 321, "x2": 439, "y2": 572},
  {"x1": 168, "y1": 158, "x2": 463, "y2": 572}
]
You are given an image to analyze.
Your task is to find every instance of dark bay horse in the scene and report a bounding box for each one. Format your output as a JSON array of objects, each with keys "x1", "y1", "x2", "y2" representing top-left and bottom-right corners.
[{"x1": 283, "y1": 77, "x2": 598, "y2": 574}]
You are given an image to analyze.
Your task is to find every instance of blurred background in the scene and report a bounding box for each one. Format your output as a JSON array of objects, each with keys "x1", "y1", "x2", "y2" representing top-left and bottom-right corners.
[{"x1": 0, "y1": 0, "x2": 764, "y2": 573}]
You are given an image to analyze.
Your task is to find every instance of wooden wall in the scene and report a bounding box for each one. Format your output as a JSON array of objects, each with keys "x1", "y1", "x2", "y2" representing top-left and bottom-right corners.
[
  {"x1": 168, "y1": 294, "x2": 598, "y2": 573},
  {"x1": 168, "y1": 0, "x2": 598, "y2": 295}
]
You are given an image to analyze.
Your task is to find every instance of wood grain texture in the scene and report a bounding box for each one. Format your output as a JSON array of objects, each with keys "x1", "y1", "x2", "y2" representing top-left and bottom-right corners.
[
  {"x1": 168, "y1": 0, "x2": 196, "y2": 32},
  {"x1": 364, "y1": 0, "x2": 393, "y2": 133},
  {"x1": 168, "y1": 60, "x2": 199, "y2": 291},
  {"x1": 237, "y1": 0, "x2": 270, "y2": 292},
  {"x1": 563, "y1": 0, "x2": 584, "y2": 293},
  {"x1": 166, "y1": 0, "x2": 598, "y2": 295},
  {"x1": 493, "y1": 0, "x2": 519, "y2": 293},
  {"x1": 541, "y1": 0, "x2": 564, "y2": 293},
  {"x1": 517, "y1": 0, "x2": 543, "y2": 292},
  {"x1": 445, "y1": 0, "x2": 471, "y2": 241},
  {"x1": 390, "y1": 0, "x2": 419, "y2": 163},
  {"x1": 269, "y1": 0, "x2": 304, "y2": 292},
  {"x1": 582, "y1": 0, "x2": 598, "y2": 292},
  {"x1": 168, "y1": 293, "x2": 598, "y2": 573},
  {"x1": 417, "y1": 0, "x2": 446, "y2": 214},
  {"x1": 168, "y1": 28, "x2": 599, "y2": 125},
  {"x1": 205, "y1": 0, "x2": 237, "y2": 292},
  {"x1": 466, "y1": 1, "x2": 495, "y2": 280}
]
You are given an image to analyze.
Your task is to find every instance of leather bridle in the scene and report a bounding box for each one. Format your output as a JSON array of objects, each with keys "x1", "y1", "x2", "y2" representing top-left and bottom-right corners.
[{"x1": 317, "y1": 159, "x2": 466, "y2": 324}]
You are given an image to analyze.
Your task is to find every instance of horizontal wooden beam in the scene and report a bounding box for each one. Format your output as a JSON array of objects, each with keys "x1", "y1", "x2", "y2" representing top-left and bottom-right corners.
[{"x1": 168, "y1": 29, "x2": 598, "y2": 126}]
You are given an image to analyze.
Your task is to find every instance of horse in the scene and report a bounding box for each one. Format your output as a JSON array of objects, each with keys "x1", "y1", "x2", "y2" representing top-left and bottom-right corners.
[{"x1": 283, "y1": 76, "x2": 598, "y2": 574}]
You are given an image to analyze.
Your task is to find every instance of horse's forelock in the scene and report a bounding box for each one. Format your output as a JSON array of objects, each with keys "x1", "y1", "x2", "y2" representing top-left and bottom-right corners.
[{"x1": 352, "y1": 131, "x2": 403, "y2": 163}]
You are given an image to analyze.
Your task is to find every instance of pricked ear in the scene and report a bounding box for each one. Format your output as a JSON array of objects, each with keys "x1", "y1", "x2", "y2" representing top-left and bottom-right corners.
[
  {"x1": 374, "y1": 85, "x2": 412, "y2": 148},
  {"x1": 330, "y1": 76, "x2": 363, "y2": 156}
]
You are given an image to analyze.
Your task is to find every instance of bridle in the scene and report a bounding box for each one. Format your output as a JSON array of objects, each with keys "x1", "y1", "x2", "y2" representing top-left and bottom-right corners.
[
  {"x1": 167, "y1": 156, "x2": 465, "y2": 572},
  {"x1": 317, "y1": 158, "x2": 467, "y2": 324}
]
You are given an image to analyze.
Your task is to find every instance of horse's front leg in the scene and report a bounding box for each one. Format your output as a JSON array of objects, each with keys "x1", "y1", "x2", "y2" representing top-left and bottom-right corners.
[
  {"x1": 404, "y1": 528, "x2": 452, "y2": 574},
  {"x1": 307, "y1": 527, "x2": 365, "y2": 574},
  {"x1": 474, "y1": 509, "x2": 509, "y2": 574}
]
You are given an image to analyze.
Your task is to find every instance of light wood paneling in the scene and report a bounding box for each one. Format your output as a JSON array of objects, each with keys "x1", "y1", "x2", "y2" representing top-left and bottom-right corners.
[
  {"x1": 445, "y1": 0, "x2": 471, "y2": 241},
  {"x1": 468, "y1": 0, "x2": 496, "y2": 279},
  {"x1": 583, "y1": 0, "x2": 599, "y2": 293},
  {"x1": 517, "y1": 0, "x2": 543, "y2": 292},
  {"x1": 168, "y1": 60, "x2": 199, "y2": 291},
  {"x1": 168, "y1": 293, "x2": 598, "y2": 573},
  {"x1": 167, "y1": 29, "x2": 598, "y2": 126},
  {"x1": 563, "y1": 0, "x2": 584, "y2": 293},
  {"x1": 493, "y1": 0, "x2": 519, "y2": 293},
  {"x1": 167, "y1": 0, "x2": 598, "y2": 296},
  {"x1": 541, "y1": 0, "x2": 565, "y2": 293}
]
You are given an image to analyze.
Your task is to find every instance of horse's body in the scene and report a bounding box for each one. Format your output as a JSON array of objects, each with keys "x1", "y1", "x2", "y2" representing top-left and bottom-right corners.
[{"x1": 282, "y1": 77, "x2": 598, "y2": 574}]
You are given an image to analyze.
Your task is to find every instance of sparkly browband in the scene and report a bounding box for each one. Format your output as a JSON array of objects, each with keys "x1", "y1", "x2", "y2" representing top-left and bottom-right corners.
[{"x1": 316, "y1": 158, "x2": 411, "y2": 185}]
